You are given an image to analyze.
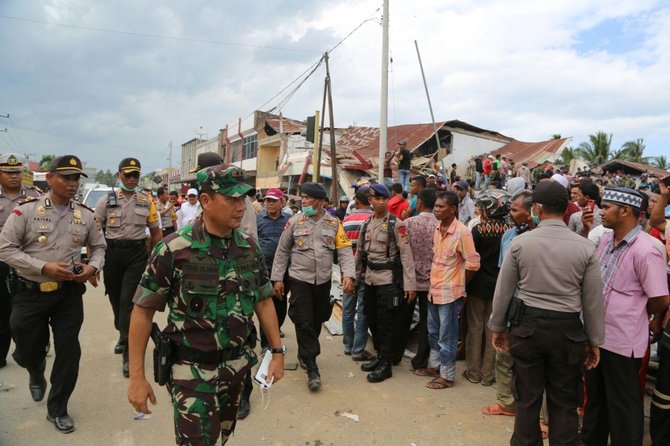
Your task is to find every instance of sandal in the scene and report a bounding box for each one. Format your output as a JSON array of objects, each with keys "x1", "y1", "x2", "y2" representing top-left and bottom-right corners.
[
  {"x1": 540, "y1": 423, "x2": 549, "y2": 440},
  {"x1": 425, "y1": 377, "x2": 454, "y2": 389},
  {"x1": 414, "y1": 368, "x2": 439, "y2": 377},
  {"x1": 481, "y1": 403, "x2": 515, "y2": 416}
]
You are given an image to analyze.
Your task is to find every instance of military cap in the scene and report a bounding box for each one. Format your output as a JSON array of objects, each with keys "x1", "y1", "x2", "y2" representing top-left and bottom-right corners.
[
  {"x1": 48, "y1": 155, "x2": 88, "y2": 177},
  {"x1": 190, "y1": 152, "x2": 224, "y2": 173},
  {"x1": 301, "y1": 182, "x2": 328, "y2": 199},
  {"x1": 196, "y1": 166, "x2": 253, "y2": 198},
  {"x1": 602, "y1": 187, "x2": 643, "y2": 210},
  {"x1": 119, "y1": 157, "x2": 141, "y2": 173},
  {"x1": 368, "y1": 183, "x2": 391, "y2": 198},
  {"x1": 0, "y1": 153, "x2": 25, "y2": 172},
  {"x1": 532, "y1": 179, "x2": 568, "y2": 207}
]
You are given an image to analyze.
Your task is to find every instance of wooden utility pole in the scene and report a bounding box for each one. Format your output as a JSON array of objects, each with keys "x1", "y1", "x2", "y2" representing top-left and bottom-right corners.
[
  {"x1": 324, "y1": 53, "x2": 339, "y2": 202},
  {"x1": 313, "y1": 110, "x2": 322, "y2": 181}
]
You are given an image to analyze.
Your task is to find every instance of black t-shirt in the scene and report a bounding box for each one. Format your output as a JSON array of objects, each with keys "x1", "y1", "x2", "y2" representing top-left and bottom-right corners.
[
  {"x1": 398, "y1": 148, "x2": 411, "y2": 170},
  {"x1": 475, "y1": 158, "x2": 483, "y2": 173},
  {"x1": 466, "y1": 219, "x2": 510, "y2": 298}
]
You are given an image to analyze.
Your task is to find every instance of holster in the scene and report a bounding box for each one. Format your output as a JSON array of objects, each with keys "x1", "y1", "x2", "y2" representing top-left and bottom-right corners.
[
  {"x1": 505, "y1": 297, "x2": 525, "y2": 329},
  {"x1": 6, "y1": 268, "x2": 25, "y2": 295},
  {"x1": 150, "y1": 323, "x2": 175, "y2": 386}
]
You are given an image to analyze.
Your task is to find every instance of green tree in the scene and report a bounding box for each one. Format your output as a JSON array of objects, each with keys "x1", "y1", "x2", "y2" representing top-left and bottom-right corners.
[
  {"x1": 653, "y1": 155, "x2": 669, "y2": 170},
  {"x1": 620, "y1": 138, "x2": 649, "y2": 163},
  {"x1": 558, "y1": 146, "x2": 576, "y2": 164},
  {"x1": 95, "y1": 169, "x2": 116, "y2": 186},
  {"x1": 551, "y1": 134, "x2": 562, "y2": 140},
  {"x1": 576, "y1": 131, "x2": 612, "y2": 165},
  {"x1": 610, "y1": 148, "x2": 626, "y2": 159},
  {"x1": 39, "y1": 154, "x2": 56, "y2": 171}
]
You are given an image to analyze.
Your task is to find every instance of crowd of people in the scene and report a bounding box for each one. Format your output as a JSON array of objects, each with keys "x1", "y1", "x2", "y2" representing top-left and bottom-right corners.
[{"x1": 1, "y1": 147, "x2": 670, "y2": 446}]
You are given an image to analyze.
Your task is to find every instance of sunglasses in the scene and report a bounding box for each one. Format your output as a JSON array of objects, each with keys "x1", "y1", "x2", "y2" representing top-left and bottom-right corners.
[{"x1": 122, "y1": 171, "x2": 140, "y2": 179}]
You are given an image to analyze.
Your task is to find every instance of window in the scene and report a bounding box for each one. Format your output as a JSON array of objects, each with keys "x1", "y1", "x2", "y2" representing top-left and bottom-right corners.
[
  {"x1": 243, "y1": 134, "x2": 258, "y2": 160},
  {"x1": 231, "y1": 140, "x2": 241, "y2": 162}
]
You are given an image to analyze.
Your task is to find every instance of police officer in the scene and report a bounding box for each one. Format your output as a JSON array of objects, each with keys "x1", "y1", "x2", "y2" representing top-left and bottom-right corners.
[
  {"x1": 127, "y1": 166, "x2": 284, "y2": 446},
  {"x1": 271, "y1": 182, "x2": 356, "y2": 391},
  {"x1": 0, "y1": 156, "x2": 106, "y2": 433},
  {"x1": 355, "y1": 183, "x2": 417, "y2": 383},
  {"x1": 95, "y1": 158, "x2": 161, "y2": 377},
  {"x1": 0, "y1": 153, "x2": 40, "y2": 368},
  {"x1": 488, "y1": 179, "x2": 605, "y2": 445}
]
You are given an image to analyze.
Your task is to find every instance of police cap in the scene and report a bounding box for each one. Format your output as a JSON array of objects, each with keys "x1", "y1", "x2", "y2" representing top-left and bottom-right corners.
[
  {"x1": 119, "y1": 157, "x2": 141, "y2": 174},
  {"x1": 189, "y1": 152, "x2": 225, "y2": 173},
  {"x1": 0, "y1": 153, "x2": 25, "y2": 173},
  {"x1": 301, "y1": 182, "x2": 328, "y2": 199},
  {"x1": 49, "y1": 155, "x2": 88, "y2": 177},
  {"x1": 368, "y1": 183, "x2": 391, "y2": 198}
]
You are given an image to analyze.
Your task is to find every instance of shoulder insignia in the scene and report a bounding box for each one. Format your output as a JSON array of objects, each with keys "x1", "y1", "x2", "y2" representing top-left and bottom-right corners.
[
  {"x1": 11, "y1": 209, "x2": 22, "y2": 216},
  {"x1": 76, "y1": 201, "x2": 95, "y2": 213},
  {"x1": 17, "y1": 196, "x2": 39, "y2": 206}
]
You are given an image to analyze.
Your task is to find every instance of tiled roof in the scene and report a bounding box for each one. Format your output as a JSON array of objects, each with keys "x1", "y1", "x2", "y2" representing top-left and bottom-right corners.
[
  {"x1": 486, "y1": 138, "x2": 569, "y2": 169},
  {"x1": 265, "y1": 117, "x2": 304, "y2": 134}
]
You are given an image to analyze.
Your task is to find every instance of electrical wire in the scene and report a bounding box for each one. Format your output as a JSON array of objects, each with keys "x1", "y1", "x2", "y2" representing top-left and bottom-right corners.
[{"x1": 0, "y1": 14, "x2": 320, "y2": 54}]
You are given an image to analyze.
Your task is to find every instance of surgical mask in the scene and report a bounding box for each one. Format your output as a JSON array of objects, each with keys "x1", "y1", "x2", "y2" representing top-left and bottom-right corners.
[
  {"x1": 302, "y1": 205, "x2": 317, "y2": 217},
  {"x1": 120, "y1": 183, "x2": 138, "y2": 192}
]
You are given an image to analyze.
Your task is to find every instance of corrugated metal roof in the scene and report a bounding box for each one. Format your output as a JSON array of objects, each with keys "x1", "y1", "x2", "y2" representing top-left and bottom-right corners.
[
  {"x1": 337, "y1": 120, "x2": 510, "y2": 159},
  {"x1": 487, "y1": 138, "x2": 569, "y2": 169},
  {"x1": 600, "y1": 159, "x2": 669, "y2": 178}
]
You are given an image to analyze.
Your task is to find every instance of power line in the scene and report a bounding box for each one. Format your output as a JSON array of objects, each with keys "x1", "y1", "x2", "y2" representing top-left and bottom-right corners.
[{"x1": 0, "y1": 14, "x2": 321, "y2": 54}]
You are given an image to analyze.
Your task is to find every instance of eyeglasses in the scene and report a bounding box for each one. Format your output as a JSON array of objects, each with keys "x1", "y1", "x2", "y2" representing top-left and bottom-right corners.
[{"x1": 122, "y1": 172, "x2": 140, "y2": 179}]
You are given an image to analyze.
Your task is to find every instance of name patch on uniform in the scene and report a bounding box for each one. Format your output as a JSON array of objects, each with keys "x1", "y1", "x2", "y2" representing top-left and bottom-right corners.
[{"x1": 33, "y1": 217, "x2": 52, "y2": 222}]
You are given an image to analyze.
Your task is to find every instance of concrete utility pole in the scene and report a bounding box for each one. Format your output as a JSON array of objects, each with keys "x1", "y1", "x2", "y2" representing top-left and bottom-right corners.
[
  {"x1": 415, "y1": 40, "x2": 442, "y2": 160},
  {"x1": 378, "y1": 0, "x2": 389, "y2": 181},
  {"x1": 167, "y1": 141, "x2": 172, "y2": 192}
]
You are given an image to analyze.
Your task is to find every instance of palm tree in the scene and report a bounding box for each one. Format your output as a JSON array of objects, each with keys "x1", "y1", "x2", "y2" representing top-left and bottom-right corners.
[
  {"x1": 576, "y1": 131, "x2": 612, "y2": 165},
  {"x1": 558, "y1": 146, "x2": 576, "y2": 165},
  {"x1": 611, "y1": 148, "x2": 626, "y2": 159},
  {"x1": 620, "y1": 138, "x2": 649, "y2": 163},
  {"x1": 653, "y1": 155, "x2": 669, "y2": 170}
]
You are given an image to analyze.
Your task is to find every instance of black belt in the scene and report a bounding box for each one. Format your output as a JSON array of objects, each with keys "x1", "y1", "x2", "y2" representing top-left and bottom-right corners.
[
  {"x1": 18, "y1": 278, "x2": 65, "y2": 293},
  {"x1": 175, "y1": 344, "x2": 244, "y2": 365},
  {"x1": 106, "y1": 239, "x2": 146, "y2": 249},
  {"x1": 367, "y1": 261, "x2": 398, "y2": 271},
  {"x1": 524, "y1": 306, "x2": 580, "y2": 320}
]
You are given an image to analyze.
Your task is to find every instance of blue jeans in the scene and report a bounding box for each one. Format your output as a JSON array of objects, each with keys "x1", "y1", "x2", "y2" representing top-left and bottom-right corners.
[
  {"x1": 342, "y1": 283, "x2": 368, "y2": 355},
  {"x1": 475, "y1": 172, "x2": 482, "y2": 189},
  {"x1": 428, "y1": 297, "x2": 463, "y2": 381},
  {"x1": 398, "y1": 169, "x2": 410, "y2": 192}
]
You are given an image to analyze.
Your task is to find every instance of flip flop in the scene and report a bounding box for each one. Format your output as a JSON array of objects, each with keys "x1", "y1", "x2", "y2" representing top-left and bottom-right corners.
[
  {"x1": 425, "y1": 377, "x2": 454, "y2": 389},
  {"x1": 481, "y1": 403, "x2": 515, "y2": 416},
  {"x1": 414, "y1": 368, "x2": 439, "y2": 377}
]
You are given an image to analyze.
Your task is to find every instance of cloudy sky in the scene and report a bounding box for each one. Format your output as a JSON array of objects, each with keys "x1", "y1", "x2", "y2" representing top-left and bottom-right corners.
[{"x1": 1, "y1": 0, "x2": 669, "y2": 174}]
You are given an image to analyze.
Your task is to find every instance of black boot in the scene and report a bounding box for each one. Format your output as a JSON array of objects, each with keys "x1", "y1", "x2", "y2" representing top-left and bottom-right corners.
[
  {"x1": 114, "y1": 339, "x2": 124, "y2": 355},
  {"x1": 367, "y1": 360, "x2": 392, "y2": 383},
  {"x1": 360, "y1": 356, "x2": 381, "y2": 372},
  {"x1": 122, "y1": 350, "x2": 129, "y2": 378},
  {"x1": 237, "y1": 397, "x2": 250, "y2": 420},
  {"x1": 29, "y1": 359, "x2": 47, "y2": 402},
  {"x1": 305, "y1": 359, "x2": 321, "y2": 391}
]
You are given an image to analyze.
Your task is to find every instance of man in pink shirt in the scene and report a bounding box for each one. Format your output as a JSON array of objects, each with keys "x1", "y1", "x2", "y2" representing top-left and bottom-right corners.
[
  {"x1": 423, "y1": 191, "x2": 480, "y2": 389},
  {"x1": 581, "y1": 187, "x2": 670, "y2": 446}
]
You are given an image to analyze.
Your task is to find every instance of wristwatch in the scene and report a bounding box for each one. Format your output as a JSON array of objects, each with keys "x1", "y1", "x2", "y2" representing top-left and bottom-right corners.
[{"x1": 270, "y1": 345, "x2": 286, "y2": 355}]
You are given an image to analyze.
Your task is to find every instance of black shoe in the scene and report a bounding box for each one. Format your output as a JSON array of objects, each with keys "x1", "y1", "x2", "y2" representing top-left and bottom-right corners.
[
  {"x1": 237, "y1": 398, "x2": 250, "y2": 420},
  {"x1": 298, "y1": 356, "x2": 308, "y2": 370},
  {"x1": 307, "y1": 368, "x2": 321, "y2": 391},
  {"x1": 367, "y1": 361, "x2": 392, "y2": 383},
  {"x1": 122, "y1": 351, "x2": 129, "y2": 378},
  {"x1": 279, "y1": 330, "x2": 285, "y2": 338},
  {"x1": 0, "y1": 358, "x2": 6, "y2": 369},
  {"x1": 29, "y1": 360, "x2": 47, "y2": 402},
  {"x1": 114, "y1": 341, "x2": 125, "y2": 355},
  {"x1": 46, "y1": 414, "x2": 75, "y2": 434},
  {"x1": 360, "y1": 357, "x2": 381, "y2": 372}
]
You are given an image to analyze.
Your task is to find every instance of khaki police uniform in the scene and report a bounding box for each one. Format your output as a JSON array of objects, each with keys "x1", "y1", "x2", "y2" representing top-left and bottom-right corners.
[
  {"x1": 272, "y1": 210, "x2": 355, "y2": 365},
  {"x1": 355, "y1": 211, "x2": 416, "y2": 371},
  {"x1": 0, "y1": 155, "x2": 106, "y2": 421},
  {"x1": 0, "y1": 153, "x2": 40, "y2": 366},
  {"x1": 94, "y1": 158, "x2": 160, "y2": 375}
]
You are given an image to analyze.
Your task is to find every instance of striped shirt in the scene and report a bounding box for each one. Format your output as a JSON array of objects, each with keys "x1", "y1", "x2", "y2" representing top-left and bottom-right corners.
[
  {"x1": 429, "y1": 218, "x2": 480, "y2": 304},
  {"x1": 342, "y1": 209, "x2": 374, "y2": 254}
]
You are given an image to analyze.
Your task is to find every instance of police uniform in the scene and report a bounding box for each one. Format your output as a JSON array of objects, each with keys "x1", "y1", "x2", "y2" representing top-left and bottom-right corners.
[
  {"x1": 354, "y1": 183, "x2": 417, "y2": 382},
  {"x1": 0, "y1": 155, "x2": 106, "y2": 429},
  {"x1": 133, "y1": 166, "x2": 274, "y2": 445},
  {"x1": 0, "y1": 153, "x2": 40, "y2": 367},
  {"x1": 271, "y1": 182, "x2": 355, "y2": 388},
  {"x1": 94, "y1": 158, "x2": 160, "y2": 376}
]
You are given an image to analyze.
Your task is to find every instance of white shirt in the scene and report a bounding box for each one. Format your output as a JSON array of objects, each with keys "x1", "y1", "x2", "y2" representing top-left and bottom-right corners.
[{"x1": 177, "y1": 201, "x2": 200, "y2": 229}]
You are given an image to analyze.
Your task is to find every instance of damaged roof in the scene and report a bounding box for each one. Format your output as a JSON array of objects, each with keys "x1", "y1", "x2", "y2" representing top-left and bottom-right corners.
[
  {"x1": 486, "y1": 138, "x2": 570, "y2": 169},
  {"x1": 600, "y1": 159, "x2": 669, "y2": 178}
]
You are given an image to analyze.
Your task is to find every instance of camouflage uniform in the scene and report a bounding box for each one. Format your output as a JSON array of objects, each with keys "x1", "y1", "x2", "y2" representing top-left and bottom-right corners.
[{"x1": 132, "y1": 167, "x2": 272, "y2": 446}]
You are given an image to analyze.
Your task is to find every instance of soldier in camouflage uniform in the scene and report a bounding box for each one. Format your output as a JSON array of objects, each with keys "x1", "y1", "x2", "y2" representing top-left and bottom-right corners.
[{"x1": 127, "y1": 166, "x2": 284, "y2": 446}]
